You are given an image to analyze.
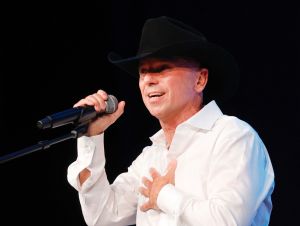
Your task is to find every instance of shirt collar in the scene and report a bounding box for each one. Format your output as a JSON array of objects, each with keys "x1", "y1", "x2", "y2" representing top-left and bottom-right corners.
[
  {"x1": 150, "y1": 100, "x2": 223, "y2": 145},
  {"x1": 184, "y1": 100, "x2": 223, "y2": 130}
]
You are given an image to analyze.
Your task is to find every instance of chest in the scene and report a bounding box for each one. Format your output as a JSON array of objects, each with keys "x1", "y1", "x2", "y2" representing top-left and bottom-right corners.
[
  {"x1": 175, "y1": 149, "x2": 211, "y2": 198},
  {"x1": 145, "y1": 131, "x2": 217, "y2": 199}
]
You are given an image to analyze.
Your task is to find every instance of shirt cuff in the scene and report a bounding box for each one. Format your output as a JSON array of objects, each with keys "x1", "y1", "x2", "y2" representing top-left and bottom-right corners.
[
  {"x1": 67, "y1": 134, "x2": 106, "y2": 192},
  {"x1": 157, "y1": 184, "x2": 184, "y2": 217},
  {"x1": 77, "y1": 134, "x2": 104, "y2": 167}
]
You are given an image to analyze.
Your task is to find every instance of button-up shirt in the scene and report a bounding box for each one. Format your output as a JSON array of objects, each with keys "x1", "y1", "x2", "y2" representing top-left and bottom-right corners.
[{"x1": 67, "y1": 100, "x2": 275, "y2": 226}]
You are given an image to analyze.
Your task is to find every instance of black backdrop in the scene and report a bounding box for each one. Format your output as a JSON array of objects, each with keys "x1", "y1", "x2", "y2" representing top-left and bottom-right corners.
[{"x1": 0, "y1": 1, "x2": 299, "y2": 225}]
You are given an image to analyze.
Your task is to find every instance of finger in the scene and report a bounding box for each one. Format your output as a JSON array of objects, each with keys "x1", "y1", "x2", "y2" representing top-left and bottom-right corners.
[
  {"x1": 83, "y1": 94, "x2": 103, "y2": 112},
  {"x1": 73, "y1": 98, "x2": 94, "y2": 108},
  {"x1": 115, "y1": 101, "x2": 125, "y2": 116},
  {"x1": 97, "y1": 89, "x2": 108, "y2": 100},
  {"x1": 139, "y1": 186, "x2": 150, "y2": 197},
  {"x1": 91, "y1": 101, "x2": 125, "y2": 132},
  {"x1": 149, "y1": 167, "x2": 161, "y2": 179},
  {"x1": 107, "y1": 101, "x2": 125, "y2": 123},
  {"x1": 140, "y1": 202, "x2": 152, "y2": 212},
  {"x1": 166, "y1": 159, "x2": 177, "y2": 184},
  {"x1": 142, "y1": 176, "x2": 152, "y2": 188},
  {"x1": 91, "y1": 93, "x2": 107, "y2": 112},
  {"x1": 166, "y1": 159, "x2": 177, "y2": 175}
]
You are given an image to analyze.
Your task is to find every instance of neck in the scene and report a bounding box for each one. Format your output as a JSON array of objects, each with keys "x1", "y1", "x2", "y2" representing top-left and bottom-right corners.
[{"x1": 160, "y1": 100, "x2": 204, "y2": 149}]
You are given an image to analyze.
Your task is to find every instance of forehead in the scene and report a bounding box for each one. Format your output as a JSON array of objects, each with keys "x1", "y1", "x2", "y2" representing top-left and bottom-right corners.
[{"x1": 139, "y1": 57, "x2": 199, "y2": 69}]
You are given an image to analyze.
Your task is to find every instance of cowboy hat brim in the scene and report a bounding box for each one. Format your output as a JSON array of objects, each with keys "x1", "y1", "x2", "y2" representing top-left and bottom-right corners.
[{"x1": 108, "y1": 40, "x2": 239, "y2": 103}]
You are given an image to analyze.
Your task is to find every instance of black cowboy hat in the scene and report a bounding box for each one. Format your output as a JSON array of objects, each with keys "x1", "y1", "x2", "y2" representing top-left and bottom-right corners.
[{"x1": 108, "y1": 16, "x2": 239, "y2": 102}]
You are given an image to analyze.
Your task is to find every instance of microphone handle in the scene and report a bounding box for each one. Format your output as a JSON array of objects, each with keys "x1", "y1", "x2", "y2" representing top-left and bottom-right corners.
[{"x1": 37, "y1": 106, "x2": 96, "y2": 129}]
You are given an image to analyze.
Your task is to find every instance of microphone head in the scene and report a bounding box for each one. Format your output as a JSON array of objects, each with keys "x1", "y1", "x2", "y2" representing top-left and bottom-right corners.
[{"x1": 106, "y1": 95, "x2": 118, "y2": 113}]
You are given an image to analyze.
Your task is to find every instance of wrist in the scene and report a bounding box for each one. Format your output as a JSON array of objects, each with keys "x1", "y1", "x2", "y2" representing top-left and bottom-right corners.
[{"x1": 157, "y1": 184, "x2": 183, "y2": 216}]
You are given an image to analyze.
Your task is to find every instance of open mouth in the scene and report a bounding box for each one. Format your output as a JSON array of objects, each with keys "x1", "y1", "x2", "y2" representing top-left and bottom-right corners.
[{"x1": 148, "y1": 92, "x2": 164, "y2": 98}]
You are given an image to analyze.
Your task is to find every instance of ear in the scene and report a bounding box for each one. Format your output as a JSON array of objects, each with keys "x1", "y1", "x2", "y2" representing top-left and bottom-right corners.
[{"x1": 194, "y1": 68, "x2": 208, "y2": 93}]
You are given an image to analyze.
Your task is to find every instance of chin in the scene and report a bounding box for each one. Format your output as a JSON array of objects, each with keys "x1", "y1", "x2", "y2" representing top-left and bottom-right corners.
[{"x1": 149, "y1": 109, "x2": 168, "y2": 120}]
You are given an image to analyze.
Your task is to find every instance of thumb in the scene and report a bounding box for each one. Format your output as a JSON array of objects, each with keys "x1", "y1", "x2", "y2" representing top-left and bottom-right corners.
[
  {"x1": 166, "y1": 159, "x2": 177, "y2": 177},
  {"x1": 166, "y1": 159, "x2": 177, "y2": 185},
  {"x1": 110, "y1": 101, "x2": 125, "y2": 121},
  {"x1": 86, "y1": 101, "x2": 125, "y2": 136}
]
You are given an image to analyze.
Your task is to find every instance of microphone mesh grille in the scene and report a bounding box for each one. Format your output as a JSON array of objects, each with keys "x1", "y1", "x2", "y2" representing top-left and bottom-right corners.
[{"x1": 105, "y1": 95, "x2": 118, "y2": 113}]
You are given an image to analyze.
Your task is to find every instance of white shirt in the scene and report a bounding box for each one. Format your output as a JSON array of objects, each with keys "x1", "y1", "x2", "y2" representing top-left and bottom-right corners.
[{"x1": 67, "y1": 100, "x2": 275, "y2": 226}]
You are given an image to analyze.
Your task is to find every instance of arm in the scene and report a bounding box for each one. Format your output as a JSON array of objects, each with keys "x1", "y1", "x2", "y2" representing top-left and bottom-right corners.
[
  {"x1": 68, "y1": 90, "x2": 140, "y2": 225},
  {"x1": 79, "y1": 168, "x2": 90, "y2": 185},
  {"x1": 67, "y1": 134, "x2": 140, "y2": 226},
  {"x1": 70, "y1": 89, "x2": 125, "y2": 187}
]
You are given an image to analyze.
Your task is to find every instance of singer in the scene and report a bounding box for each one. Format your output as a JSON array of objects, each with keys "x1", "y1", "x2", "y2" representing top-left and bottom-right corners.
[{"x1": 67, "y1": 16, "x2": 275, "y2": 226}]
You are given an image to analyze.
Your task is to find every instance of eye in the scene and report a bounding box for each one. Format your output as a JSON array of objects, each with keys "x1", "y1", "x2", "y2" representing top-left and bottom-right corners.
[
  {"x1": 153, "y1": 65, "x2": 171, "y2": 73},
  {"x1": 139, "y1": 68, "x2": 147, "y2": 74},
  {"x1": 139, "y1": 64, "x2": 173, "y2": 75}
]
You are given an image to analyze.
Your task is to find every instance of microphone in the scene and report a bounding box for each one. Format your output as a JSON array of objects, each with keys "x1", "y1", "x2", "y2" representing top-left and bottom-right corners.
[{"x1": 37, "y1": 95, "x2": 118, "y2": 129}]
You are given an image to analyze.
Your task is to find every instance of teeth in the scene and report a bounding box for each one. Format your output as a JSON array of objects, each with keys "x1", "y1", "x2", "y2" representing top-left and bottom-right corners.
[{"x1": 148, "y1": 93, "x2": 163, "y2": 97}]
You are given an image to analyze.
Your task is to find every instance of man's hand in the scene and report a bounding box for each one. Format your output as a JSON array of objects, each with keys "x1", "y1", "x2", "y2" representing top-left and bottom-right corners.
[
  {"x1": 139, "y1": 159, "x2": 177, "y2": 212},
  {"x1": 74, "y1": 89, "x2": 125, "y2": 136}
]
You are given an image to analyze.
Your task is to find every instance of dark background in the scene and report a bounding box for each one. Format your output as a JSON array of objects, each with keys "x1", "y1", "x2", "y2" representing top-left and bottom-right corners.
[{"x1": 0, "y1": 1, "x2": 299, "y2": 225}]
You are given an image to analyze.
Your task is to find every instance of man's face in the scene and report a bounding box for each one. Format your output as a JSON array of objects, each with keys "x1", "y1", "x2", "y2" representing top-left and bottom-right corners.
[{"x1": 139, "y1": 57, "x2": 206, "y2": 122}]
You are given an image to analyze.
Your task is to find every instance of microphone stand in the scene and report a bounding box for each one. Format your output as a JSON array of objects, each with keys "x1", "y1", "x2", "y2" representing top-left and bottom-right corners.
[{"x1": 0, "y1": 124, "x2": 88, "y2": 164}]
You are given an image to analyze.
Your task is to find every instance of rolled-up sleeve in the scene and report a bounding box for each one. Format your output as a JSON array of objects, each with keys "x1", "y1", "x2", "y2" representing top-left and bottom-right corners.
[
  {"x1": 67, "y1": 134, "x2": 140, "y2": 226},
  {"x1": 67, "y1": 134, "x2": 106, "y2": 192}
]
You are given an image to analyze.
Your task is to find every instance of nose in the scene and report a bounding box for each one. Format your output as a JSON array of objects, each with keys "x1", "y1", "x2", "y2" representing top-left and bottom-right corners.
[{"x1": 140, "y1": 73, "x2": 158, "y2": 86}]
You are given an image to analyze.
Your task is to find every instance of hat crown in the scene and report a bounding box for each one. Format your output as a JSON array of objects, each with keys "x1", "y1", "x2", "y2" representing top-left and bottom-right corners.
[{"x1": 138, "y1": 16, "x2": 207, "y2": 55}]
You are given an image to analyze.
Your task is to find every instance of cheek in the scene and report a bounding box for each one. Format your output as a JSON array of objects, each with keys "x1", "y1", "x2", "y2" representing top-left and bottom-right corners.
[
  {"x1": 169, "y1": 83, "x2": 196, "y2": 105},
  {"x1": 139, "y1": 82, "x2": 148, "y2": 104},
  {"x1": 139, "y1": 81, "x2": 144, "y2": 94},
  {"x1": 169, "y1": 78, "x2": 192, "y2": 95}
]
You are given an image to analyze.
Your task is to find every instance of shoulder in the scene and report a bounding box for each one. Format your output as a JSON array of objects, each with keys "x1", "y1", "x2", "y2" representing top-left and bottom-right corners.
[
  {"x1": 213, "y1": 115, "x2": 266, "y2": 150},
  {"x1": 216, "y1": 115, "x2": 258, "y2": 137},
  {"x1": 211, "y1": 115, "x2": 269, "y2": 164}
]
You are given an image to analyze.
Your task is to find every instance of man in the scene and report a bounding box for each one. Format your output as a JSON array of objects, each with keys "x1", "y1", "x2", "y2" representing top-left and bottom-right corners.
[{"x1": 67, "y1": 16, "x2": 275, "y2": 226}]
